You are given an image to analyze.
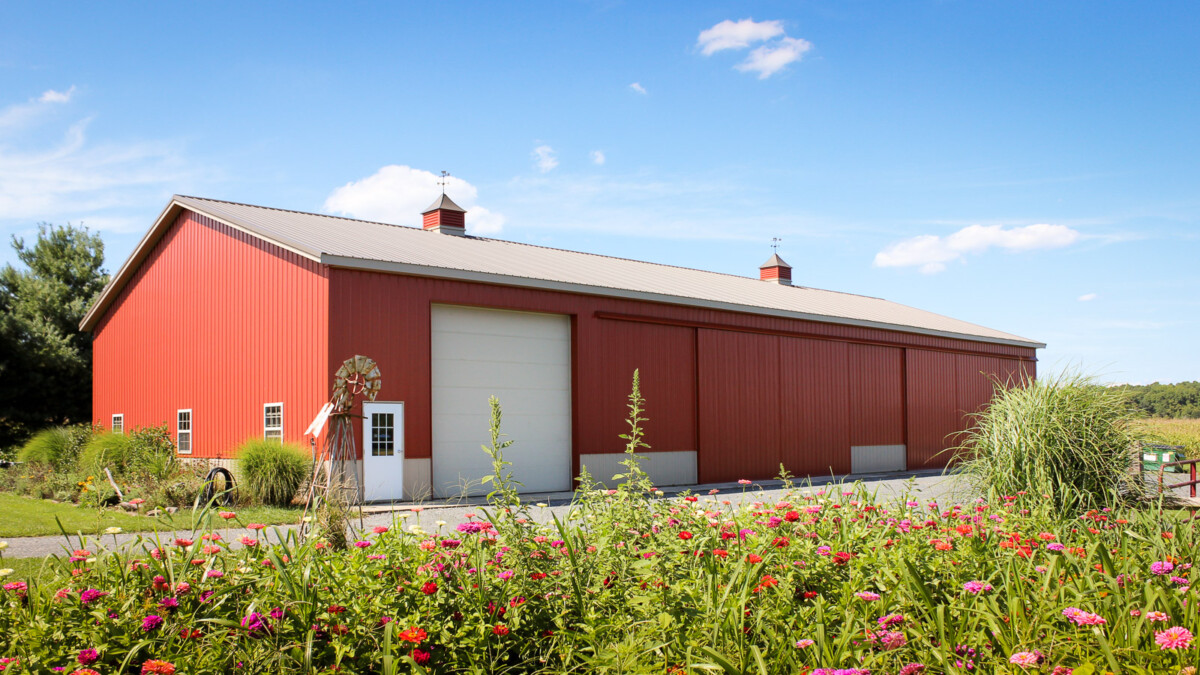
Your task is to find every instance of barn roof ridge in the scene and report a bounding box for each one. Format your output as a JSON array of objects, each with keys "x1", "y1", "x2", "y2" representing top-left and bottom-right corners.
[
  {"x1": 173, "y1": 194, "x2": 900, "y2": 302},
  {"x1": 80, "y1": 194, "x2": 1045, "y2": 350}
]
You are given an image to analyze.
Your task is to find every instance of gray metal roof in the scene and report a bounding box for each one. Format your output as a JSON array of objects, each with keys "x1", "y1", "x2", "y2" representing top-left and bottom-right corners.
[
  {"x1": 422, "y1": 193, "x2": 466, "y2": 213},
  {"x1": 759, "y1": 253, "x2": 791, "y2": 269},
  {"x1": 81, "y1": 195, "x2": 1044, "y2": 349}
]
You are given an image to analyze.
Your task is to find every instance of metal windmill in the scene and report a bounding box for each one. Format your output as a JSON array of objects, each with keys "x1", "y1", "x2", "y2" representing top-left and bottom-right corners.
[{"x1": 301, "y1": 355, "x2": 382, "y2": 527}]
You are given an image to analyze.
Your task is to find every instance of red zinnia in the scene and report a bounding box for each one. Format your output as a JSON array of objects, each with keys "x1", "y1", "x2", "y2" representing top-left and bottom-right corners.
[
  {"x1": 493, "y1": 623, "x2": 510, "y2": 636},
  {"x1": 678, "y1": 531, "x2": 693, "y2": 540},
  {"x1": 421, "y1": 581, "x2": 438, "y2": 595},
  {"x1": 398, "y1": 626, "x2": 427, "y2": 643},
  {"x1": 142, "y1": 660, "x2": 177, "y2": 675}
]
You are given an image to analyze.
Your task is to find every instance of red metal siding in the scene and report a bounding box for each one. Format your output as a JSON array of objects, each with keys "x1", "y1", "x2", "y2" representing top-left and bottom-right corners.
[
  {"x1": 577, "y1": 320, "x2": 697, "y2": 456},
  {"x1": 696, "y1": 329, "x2": 781, "y2": 483},
  {"x1": 779, "y1": 337, "x2": 851, "y2": 476},
  {"x1": 848, "y1": 344, "x2": 905, "y2": 447},
  {"x1": 325, "y1": 268, "x2": 1036, "y2": 476},
  {"x1": 91, "y1": 211, "x2": 329, "y2": 458},
  {"x1": 905, "y1": 349, "x2": 961, "y2": 468}
]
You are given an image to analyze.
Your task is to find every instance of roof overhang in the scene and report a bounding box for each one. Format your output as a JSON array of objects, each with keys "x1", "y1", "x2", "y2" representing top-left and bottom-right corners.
[
  {"x1": 82, "y1": 196, "x2": 1046, "y2": 351},
  {"x1": 321, "y1": 254, "x2": 1046, "y2": 350}
]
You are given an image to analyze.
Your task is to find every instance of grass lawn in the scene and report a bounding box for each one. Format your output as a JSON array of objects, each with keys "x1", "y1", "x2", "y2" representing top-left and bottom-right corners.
[
  {"x1": 0, "y1": 492, "x2": 303, "y2": 538},
  {"x1": 0, "y1": 554, "x2": 64, "y2": 583}
]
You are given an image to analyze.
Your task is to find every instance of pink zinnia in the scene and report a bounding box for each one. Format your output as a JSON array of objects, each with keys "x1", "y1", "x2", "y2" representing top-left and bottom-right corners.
[
  {"x1": 881, "y1": 631, "x2": 907, "y2": 651},
  {"x1": 354, "y1": 540, "x2": 372, "y2": 548},
  {"x1": 899, "y1": 666, "x2": 925, "y2": 675},
  {"x1": 1009, "y1": 652, "x2": 1040, "y2": 668},
  {"x1": 1146, "y1": 611, "x2": 1169, "y2": 622},
  {"x1": 855, "y1": 591, "x2": 881, "y2": 601},
  {"x1": 794, "y1": 639, "x2": 815, "y2": 649},
  {"x1": 963, "y1": 580, "x2": 993, "y2": 594},
  {"x1": 247, "y1": 523, "x2": 266, "y2": 531},
  {"x1": 1150, "y1": 560, "x2": 1174, "y2": 575},
  {"x1": 1155, "y1": 626, "x2": 1194, "y2": 650},
  {"x1": 372, "y1": 526, "x2": 389, "y2": 534},
  {"x1": 1062, "y1": 607, "x2": 1105, "y2": 626}
]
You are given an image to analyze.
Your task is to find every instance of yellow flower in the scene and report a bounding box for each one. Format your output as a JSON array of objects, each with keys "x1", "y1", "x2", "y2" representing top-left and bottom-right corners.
[
  {"x1": 104, "y1": 527, "x2": 123, "y2": 535},
  {"x1": 0, "y1": 568, "x2": 12, "y2": 577},
  {"x1": 0, "y1": 541, "x2": 8, "y2": 550}
]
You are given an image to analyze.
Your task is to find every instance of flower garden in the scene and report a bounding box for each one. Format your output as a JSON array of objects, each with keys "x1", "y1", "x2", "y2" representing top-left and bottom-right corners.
[{"x1": 0, "y1": 478, "x2": 1196, "y2": 674}]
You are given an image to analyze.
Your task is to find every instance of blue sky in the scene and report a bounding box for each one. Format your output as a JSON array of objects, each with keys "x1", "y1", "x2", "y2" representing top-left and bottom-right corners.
[{"x1": 2, "y1": 2, "x2": 1197, "y2": 384}]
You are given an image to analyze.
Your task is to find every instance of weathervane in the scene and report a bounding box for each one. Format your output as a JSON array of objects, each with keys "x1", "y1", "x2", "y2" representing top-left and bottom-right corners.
[
  {"x1": 771, "y1": 237, "x2": 782, "y2": 253},
  {"x1": 439, "y1": 170, "x2": 450, "y2": 195}
]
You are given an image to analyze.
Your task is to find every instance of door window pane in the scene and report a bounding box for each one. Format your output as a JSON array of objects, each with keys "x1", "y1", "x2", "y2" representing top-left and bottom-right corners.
[{"x1": 371, "y1": 412, "x2": 394, "y2": 457}]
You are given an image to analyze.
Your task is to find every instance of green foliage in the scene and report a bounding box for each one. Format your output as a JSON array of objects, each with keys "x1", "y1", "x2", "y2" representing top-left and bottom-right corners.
[
  {"x1": 0, "y1": 223, "x2": 108, "y2": 451},
  {"x1": 77, "y1": 432, "x2": 134, "y2": 477},
  {"x1": 237, "y1": 438, "x2": 311, "y2": 507},
  {"x1": 1, "y1": 484, "x2": 1197, "y2": 672},
  {"x1": 1118, "y1": 380, "x2": 1200, "y2": 418},
  {"x1": 953, "y1": 371, "x2": 1146, "y2": 509},
  {"x1": 17, "y1": 427, "x2": 74, "y2": 467},
  {"x1": 126, "y1": 423, "x2": 177, "y2": 479}
]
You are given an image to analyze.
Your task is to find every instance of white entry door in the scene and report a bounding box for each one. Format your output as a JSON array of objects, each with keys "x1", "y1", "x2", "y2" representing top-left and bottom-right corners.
[
  {"x1": 431, "y1": 305, "x2": 572, "y2": 497},
  {"x1": 362, "y1": 402, "x2": 404, "y2": 502}
]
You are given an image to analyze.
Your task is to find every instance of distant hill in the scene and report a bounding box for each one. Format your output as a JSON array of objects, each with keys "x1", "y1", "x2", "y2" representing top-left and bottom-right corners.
[{"x1": 1115, "y1": 381, "x2": 1200, "y2": 418}]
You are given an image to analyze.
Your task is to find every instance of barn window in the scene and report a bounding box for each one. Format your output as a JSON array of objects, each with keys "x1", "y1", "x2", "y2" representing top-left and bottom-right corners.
[
  {"x1": 177, "y1": 409, "x2": 192, "y2": 455},
  {"x1": 111, "y1": 414, "x2": 124, "y2": 434},
  {"x1": 370, "y1": 412, "x2": 396, "y2": 457},
  {"x1": 263, "y1": 403, "x2": 283, "y2": 441}
]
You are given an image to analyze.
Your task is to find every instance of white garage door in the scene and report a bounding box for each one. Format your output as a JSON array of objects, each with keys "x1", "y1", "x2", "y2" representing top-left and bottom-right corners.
[{"x1": 431, "y1": 305, "x2": 572, "y2": 497}]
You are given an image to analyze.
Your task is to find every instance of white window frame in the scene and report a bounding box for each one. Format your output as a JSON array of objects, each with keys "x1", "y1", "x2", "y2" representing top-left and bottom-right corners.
[
  {"x1": 111, "y1": 414, "x2": 124, "y2": 434},
  {"x1": 177, "y1": 409, "x2": 193, "y2": 455},
  {"x1": 263, "y1": 402, "x2": 283, "y2": 442}
]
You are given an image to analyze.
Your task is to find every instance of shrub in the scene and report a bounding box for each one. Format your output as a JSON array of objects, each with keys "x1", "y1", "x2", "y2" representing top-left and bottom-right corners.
[
  {"x1": 237, "y1": 438, "x2": 310, "y2": 506},
  {"x1": 126, "y1": 424, "x2": 177, "y2": 479},
  {"x1": 78, "y1": 432, "x2": 134, "y2": 477},
  {"x1": 17, "y1": 427, "x2": 74, "y2": 467},
  {"x1": 952, "y1": 370, "x2": 1145, "y2": 509}
]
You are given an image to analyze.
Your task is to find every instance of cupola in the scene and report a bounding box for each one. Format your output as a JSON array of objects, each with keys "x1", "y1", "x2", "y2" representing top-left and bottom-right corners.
[
  {"x1": 421, "y1": 193, "x2": 467, "y2": 235},
  {"x1": 759, "y1": 253, "x2": 792, "y2": 285}
]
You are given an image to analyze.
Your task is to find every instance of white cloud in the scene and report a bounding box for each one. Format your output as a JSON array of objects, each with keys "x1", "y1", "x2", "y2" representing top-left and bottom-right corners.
[
  {"x1": 697, "y1": 19, "x2": 784, "y2": 55},
  {"x1": 735, "y1": 37, "x2": 813, "y2": 79},
  {"x1": 629, "y1": 82, "x2": 647, "y2": 95},
  {"x1": 697, "y1": 19, "x2": 810, "y2": 79},
  {"x1": 874, "y1": 224, "x2": 1082, "y2": 274},
  {"x1": 0, "y1": 108, "x2": 191, "y2": 234},
  {"x1": 323, "y1": 165, "x2": 506, "y2": 236},
  {"x1": 532, "y1": 145, "x2": 558, "y2": 173},
  {"x1": 590, "y1": 150, "x2": 606, "y2": 165},
  {"x1": 1078, "y1": 293, "x2": 1098, "y2": 302},
  {"x1": 39, "y1": 86, "x2": 76, "y2": 104}
]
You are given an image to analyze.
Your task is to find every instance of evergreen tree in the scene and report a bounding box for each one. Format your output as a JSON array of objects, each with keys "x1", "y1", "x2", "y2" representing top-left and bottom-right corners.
[{"x1": 0, "y1": 223, "x2": 108, "y2": 451}]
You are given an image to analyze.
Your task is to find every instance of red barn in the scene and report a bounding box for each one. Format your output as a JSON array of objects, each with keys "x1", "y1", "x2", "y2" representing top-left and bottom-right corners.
[{"x1": 81, "y1": 194, "x2": 1042, "y2": 500}]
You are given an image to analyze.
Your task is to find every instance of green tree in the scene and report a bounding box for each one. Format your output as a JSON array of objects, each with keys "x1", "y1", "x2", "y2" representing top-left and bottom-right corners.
[{"x1": 0, "y1": 223, "x2": 108, "y2": 452}]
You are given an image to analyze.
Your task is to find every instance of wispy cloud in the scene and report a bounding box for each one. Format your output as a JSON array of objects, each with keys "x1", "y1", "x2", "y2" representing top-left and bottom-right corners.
[
  {"x1": 697, "y1": 19, "x2": 784, "y2": 55},
  {"x1": 39, "y1": 86, "x2": 76, "y2": 104},
  {"x1": 590, "y1": 150, "x2": 606, "y2": 165},
  {"x1": 629, "y1": 82, "x2": 647, "y2": 95},
  {"x1": 1078, "y1": 293, "x2": 1098, "y2": 302},
  {"x1": 873, "y1": 224, "x2": 1081, "y2": 274},
  {"x1": 697, "y1": 19, "x2": 810, "y2": 79},
  {"x1": 735, "y1": 37, "x2": 813, "y2": 79},
  {"x1": 324, "y1": 165, "x2": 506, "y2": 235},
  {"x1": 532, "y1": 145, "x2": 558, "y2": 173},
  {"x1": 0, "y1": 89, "x2": 192, "y2": 235}
]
